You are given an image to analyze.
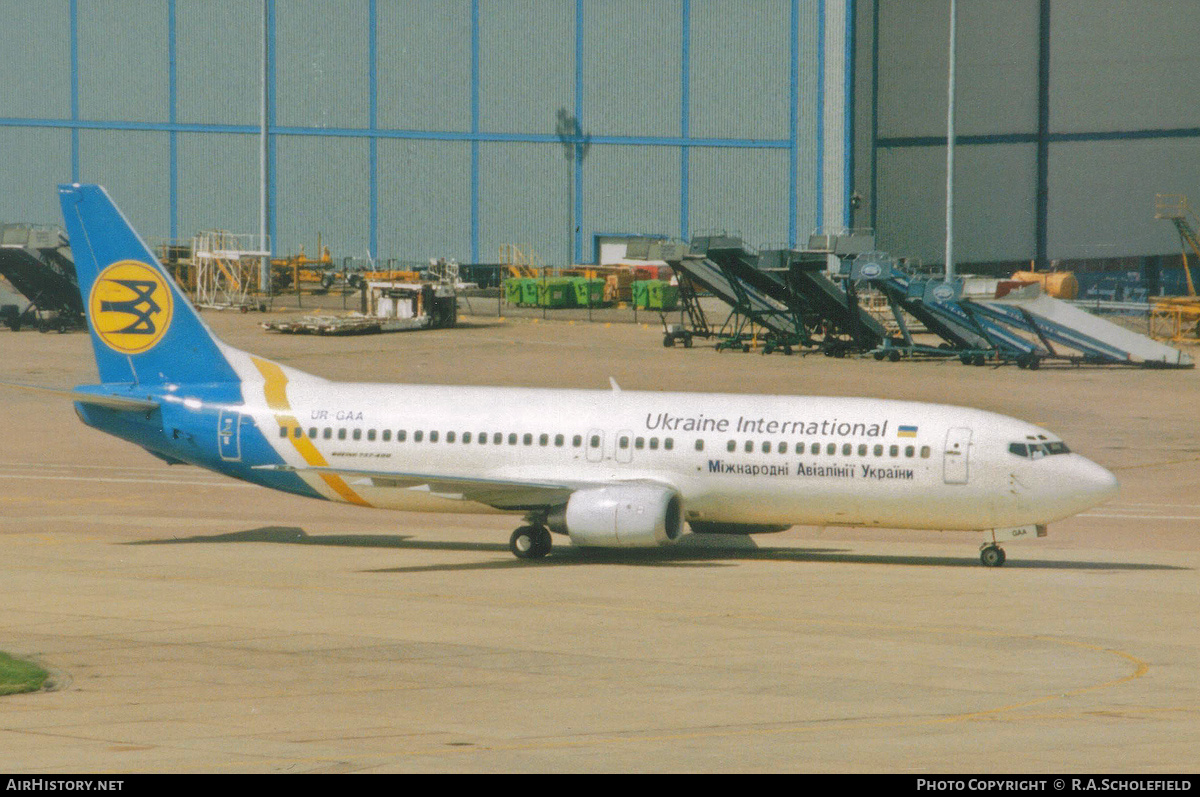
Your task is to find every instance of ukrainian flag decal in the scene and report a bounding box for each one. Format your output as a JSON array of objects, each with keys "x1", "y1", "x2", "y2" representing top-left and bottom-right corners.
[{"x1": 898, "y1": 425, "x2": 918, "y2": 437}]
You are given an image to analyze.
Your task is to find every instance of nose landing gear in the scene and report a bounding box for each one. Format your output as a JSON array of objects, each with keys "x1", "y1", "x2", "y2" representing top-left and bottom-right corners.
[{"x1": 980, "y1": 544, "x2": 1007, "y2": 568}]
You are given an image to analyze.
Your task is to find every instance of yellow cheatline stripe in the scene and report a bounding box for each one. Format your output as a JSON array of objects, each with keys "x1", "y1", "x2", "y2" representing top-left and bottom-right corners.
[{"x1": 250, "y1": 356, "x2": 371, "y2": 507}]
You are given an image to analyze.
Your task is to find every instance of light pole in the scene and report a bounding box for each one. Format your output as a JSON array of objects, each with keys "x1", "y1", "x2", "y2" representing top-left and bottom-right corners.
[{"x1": 556, "y1": 108, "x2": 591, "y2": 265}]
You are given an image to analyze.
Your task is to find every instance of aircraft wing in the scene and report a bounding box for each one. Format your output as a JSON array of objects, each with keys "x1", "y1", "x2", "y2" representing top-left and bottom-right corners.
[
  {"x1": 254, "y1": 463, "x2": 591, "y2": 510},
  {"x1": 0, "y1": 381, "x2": 160, "y2": 412}
]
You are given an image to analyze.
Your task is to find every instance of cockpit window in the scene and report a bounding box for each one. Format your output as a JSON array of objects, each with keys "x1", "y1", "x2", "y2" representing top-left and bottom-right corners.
[{"x1": 1009, "y1": 441, "x2": 1070, "y2": 458}]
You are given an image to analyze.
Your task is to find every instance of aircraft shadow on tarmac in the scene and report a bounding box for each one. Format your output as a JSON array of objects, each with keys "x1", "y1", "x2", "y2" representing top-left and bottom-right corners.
[{"x1": 125, "y1": 526, "x2": 1190, "y2": 575}]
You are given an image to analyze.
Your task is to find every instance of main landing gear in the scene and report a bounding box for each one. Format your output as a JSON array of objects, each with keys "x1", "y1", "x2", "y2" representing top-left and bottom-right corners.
[
  {"x1": 509, "y1": 525, "x2": 553, "y2": 559},
  {"x1": 980, "y1": 544, "x2": 1007, "y2": 568}
]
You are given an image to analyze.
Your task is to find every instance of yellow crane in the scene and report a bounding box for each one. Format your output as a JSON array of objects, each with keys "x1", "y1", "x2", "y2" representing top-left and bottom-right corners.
[{"x1": 1151, "y1": 194, "x2": 1200, "y2": 341}]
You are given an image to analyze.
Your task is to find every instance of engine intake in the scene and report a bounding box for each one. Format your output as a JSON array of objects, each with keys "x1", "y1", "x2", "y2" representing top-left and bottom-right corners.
[{"x1": 548, "y1": 484, "x2": 683, "y2": 548}]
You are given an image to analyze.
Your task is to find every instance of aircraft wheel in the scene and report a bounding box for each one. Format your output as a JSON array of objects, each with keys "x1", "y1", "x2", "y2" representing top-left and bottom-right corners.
[
  {"x1": 980, "y1": 545, "x2": 1006, "y2": 568},
  {"x1": 888, "y1": 350, "x2": 902, "y2": 362},
  {"x1": 683, "y1": 335, "x2": 694, "y2": 348},
  {"x1": 1027, "y1": 355, "x2": 1041, "y2": 371},
  {"x1": 663, "y1": 335, "x2": 675, "y2": 347},
  {"x1": 510, "y1": 526, "x2": 551, "y2": 560},
  {"x1": 873, "y1": 351, "x2": 885, "y2": 361}
]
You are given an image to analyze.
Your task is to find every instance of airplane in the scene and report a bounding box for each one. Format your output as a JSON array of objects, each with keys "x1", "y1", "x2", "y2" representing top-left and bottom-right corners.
[{"x1": 6, "y1": 184, "x2": 1119, "y2": 567}]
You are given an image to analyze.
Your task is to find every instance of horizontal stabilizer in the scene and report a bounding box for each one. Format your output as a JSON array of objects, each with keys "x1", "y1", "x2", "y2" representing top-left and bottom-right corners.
[{"x1": 0, "y1": 381, "x2": 159, "y2": 412}]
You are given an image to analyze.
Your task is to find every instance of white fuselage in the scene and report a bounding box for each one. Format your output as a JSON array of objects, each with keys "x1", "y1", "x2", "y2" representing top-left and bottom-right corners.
[{"x1": 233, "y1": 355, "x2": 1118, "y2": 534}]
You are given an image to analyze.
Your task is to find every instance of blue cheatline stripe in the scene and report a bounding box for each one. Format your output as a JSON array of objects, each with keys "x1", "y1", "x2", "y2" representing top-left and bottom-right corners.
[
  {"x1": 816, "y1": 0, "x2": 825, "y2": 231},
  {"x1": 471, "y1": 0, "x2": 480, "y2": 264},
  {"x1": 266, "y1": 0, "x2": 277, "y2": 249},
  {"x1": 573, "y1": 0, "x2": 584, "y2": 264},
  {"x1": 368, "y1": 0, "x2": 378, "y2": 259},
  {"x1": 680, "y1": 0, "x2": 690, "y2": 243},
  {"x1": 844, "y1": 0, "x2": 855, "y2": 229},
  {"x1": 788, "y1": 0, "x2": 799, "y2": 247},
  {"x1": 168, "y1": 0, "x2": 178, "y2": 241},
  {"x1": 70, "y1": 0, "x2": 79, "y2": 181}
]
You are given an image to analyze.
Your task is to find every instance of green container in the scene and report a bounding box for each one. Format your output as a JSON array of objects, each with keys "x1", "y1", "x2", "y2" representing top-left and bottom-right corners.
[
  {"x1": 503, "y1": 279, "x2": 523, "y2": 306},
  {"x1": 519, "y1": 278, "x2": 539, "y2": 307},
  {"x1": 571, "y1": 277, "x2": 606, "y2": 307},
  {"x1": 648, "y1": 281, "x2": 679, "y2": 310},
  {"x1": 537, "y1": 277, "x2": 575, "y2": 308},
  {"x1": 631, "y1": 280, "x2": 651, "y2": 309}
]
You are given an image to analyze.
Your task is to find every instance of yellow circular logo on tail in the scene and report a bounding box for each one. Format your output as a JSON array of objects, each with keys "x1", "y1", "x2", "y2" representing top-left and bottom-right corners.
[{"x1": 88, "y1": 260, "x2": 174, "y2": 354}]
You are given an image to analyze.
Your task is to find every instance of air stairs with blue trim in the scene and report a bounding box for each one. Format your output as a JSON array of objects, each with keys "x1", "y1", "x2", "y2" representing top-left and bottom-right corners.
[{"x1": 852, "y1": 253, "x2": 1193, "y2": 369}]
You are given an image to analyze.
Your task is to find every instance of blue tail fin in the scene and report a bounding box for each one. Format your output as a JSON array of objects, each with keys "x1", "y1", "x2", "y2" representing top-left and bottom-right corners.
[{"x1": 59, "y1": 184, "x2": 240, "y2": 386}]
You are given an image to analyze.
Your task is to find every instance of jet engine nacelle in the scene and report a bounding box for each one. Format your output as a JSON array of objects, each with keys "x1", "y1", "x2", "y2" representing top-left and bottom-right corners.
[{"x1": 548, "y1": 484, "x2": 683, "y2": 548}]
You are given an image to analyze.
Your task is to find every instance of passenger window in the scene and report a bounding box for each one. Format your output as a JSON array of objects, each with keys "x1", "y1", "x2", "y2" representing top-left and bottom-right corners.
[
  {"x1": 744, "y1": 440, "x2": 753, "y2": 453},
  {"x1": 572, "y1": 434, "x2": 582, "y2": 447},
  {"x1": 494, "y1": 432, "x2": 503, "y2": 444},
  {"x1": 778, "y1": 442, "x2": 787, "y2": 454},
  {"x1": 590, "y1": 435, "x2": 600, "y2": 448},
  {"x1": 397, "y1": 429, "x2": 406, "y2": 442},
  {"x1": 367, "y1": 429, "x2": 376, "y2": 441},
  {"x1": 462, "y1": 432, "x2": 471, "y2": 443},
  {"x1": 619, "y1": 436, "x2": 629, "y2": 449},
  {"x1": 446, "y1": 431, "x2": 455, "y2": 443},
  {"x1": 429, "y1": 431, "x2": 439, "y2": 443},
  {"x1": 338, "y1": 428, "x2": 347, "y2": 440},
  {"x1": 874, "y1": 444, "x2": 883, "y2": 456},
  {"x1": 811, "y1": 443, "x2": 820, "y2": 455},
  {"x1": 649, "y1": 437, "x2": 658, "y2": 450},
  {"x1": 522, "y1": 433, "x2": 532, "y2": 446},
  {"x1": 324, "y1": 428, "x2": 332, "y2": 440},
  {"x1": 857, "y1": 444, "x2": 866, "y2": 456},
  {"x1": 293, "y1": 427, "x2": 302, "y2": 439},
  {"x1": 889, "y1": 445, "x2": 898, "y2": 457},
  {"x1": 762, "y1": 441, "x2": 771, "y2": 454},
  {"x1": 920, "y1": 446, "x2": 930, "y2": 458},
  {"x1": 478, "y1": 432, "x2": 487, "y2": 444},
  {"x1": 727, "y1": 440, "x2": 736, "y2": 452},
  {"x1": 278, "y1": 426, "x2": 288, "y2": 438},
  {"x1": 555, "y1": 434, "x2": 564, "y2": 447},
  {"x1": 352, "y1": 429, "x2": 362, "y2": 440},
  {"x1": 539, "y1": 433, "x2": 548, "y2": 446},
  {"x1": 694, "y1": 439, "x2": 704, "y2": 451},
  {"x1": 508, "y1": 433, "x2": 517, "y2": 445},
  {"x1": 905, "y1": 445, "x2": 914, "y2": 458},
  {"x1": 308, "y1": 427, "x2": 317, "y2": 439},
  {"x1": 414, "y1": 430, "x2": 423, "y2": 442},
  {"x1": 826, "y1": 443, "x2": 836, "y2": 455},
  {"x1": 664, "y1": 438, "x2": 674, "y2": 450},
  {"x1": 842, "y1": 443, "x2": 851, "y2": 456},
  {"x1": 382, "y1": 429, "x2": 391, "y2": 442}
]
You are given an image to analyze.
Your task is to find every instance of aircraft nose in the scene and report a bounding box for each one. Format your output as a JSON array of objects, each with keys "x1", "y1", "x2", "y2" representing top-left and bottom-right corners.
[{"x1": 1074, "y1": 456, "x2": 1119, "y2": 508}]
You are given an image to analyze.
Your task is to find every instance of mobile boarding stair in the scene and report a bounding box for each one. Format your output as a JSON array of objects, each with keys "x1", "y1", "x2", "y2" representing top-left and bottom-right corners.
[
  {"x1": 628, "y1": 238, "x2": 812, "y2": 353},
  {"x1": 0, "y1": 223, "x2": 84, "y2": 332},
  {"x1": 850, "y1": 255, "x2": 1037, "y2": 365},
  {"x1": 680, "y1": 233, "x2": 888, "y2": 355},
  {"x1": 965, "y1": 284, "x2": 1193, "y2": 368},
  {"x1": 853, "y1": 253, "x2": 1192, "y2": 368}
]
